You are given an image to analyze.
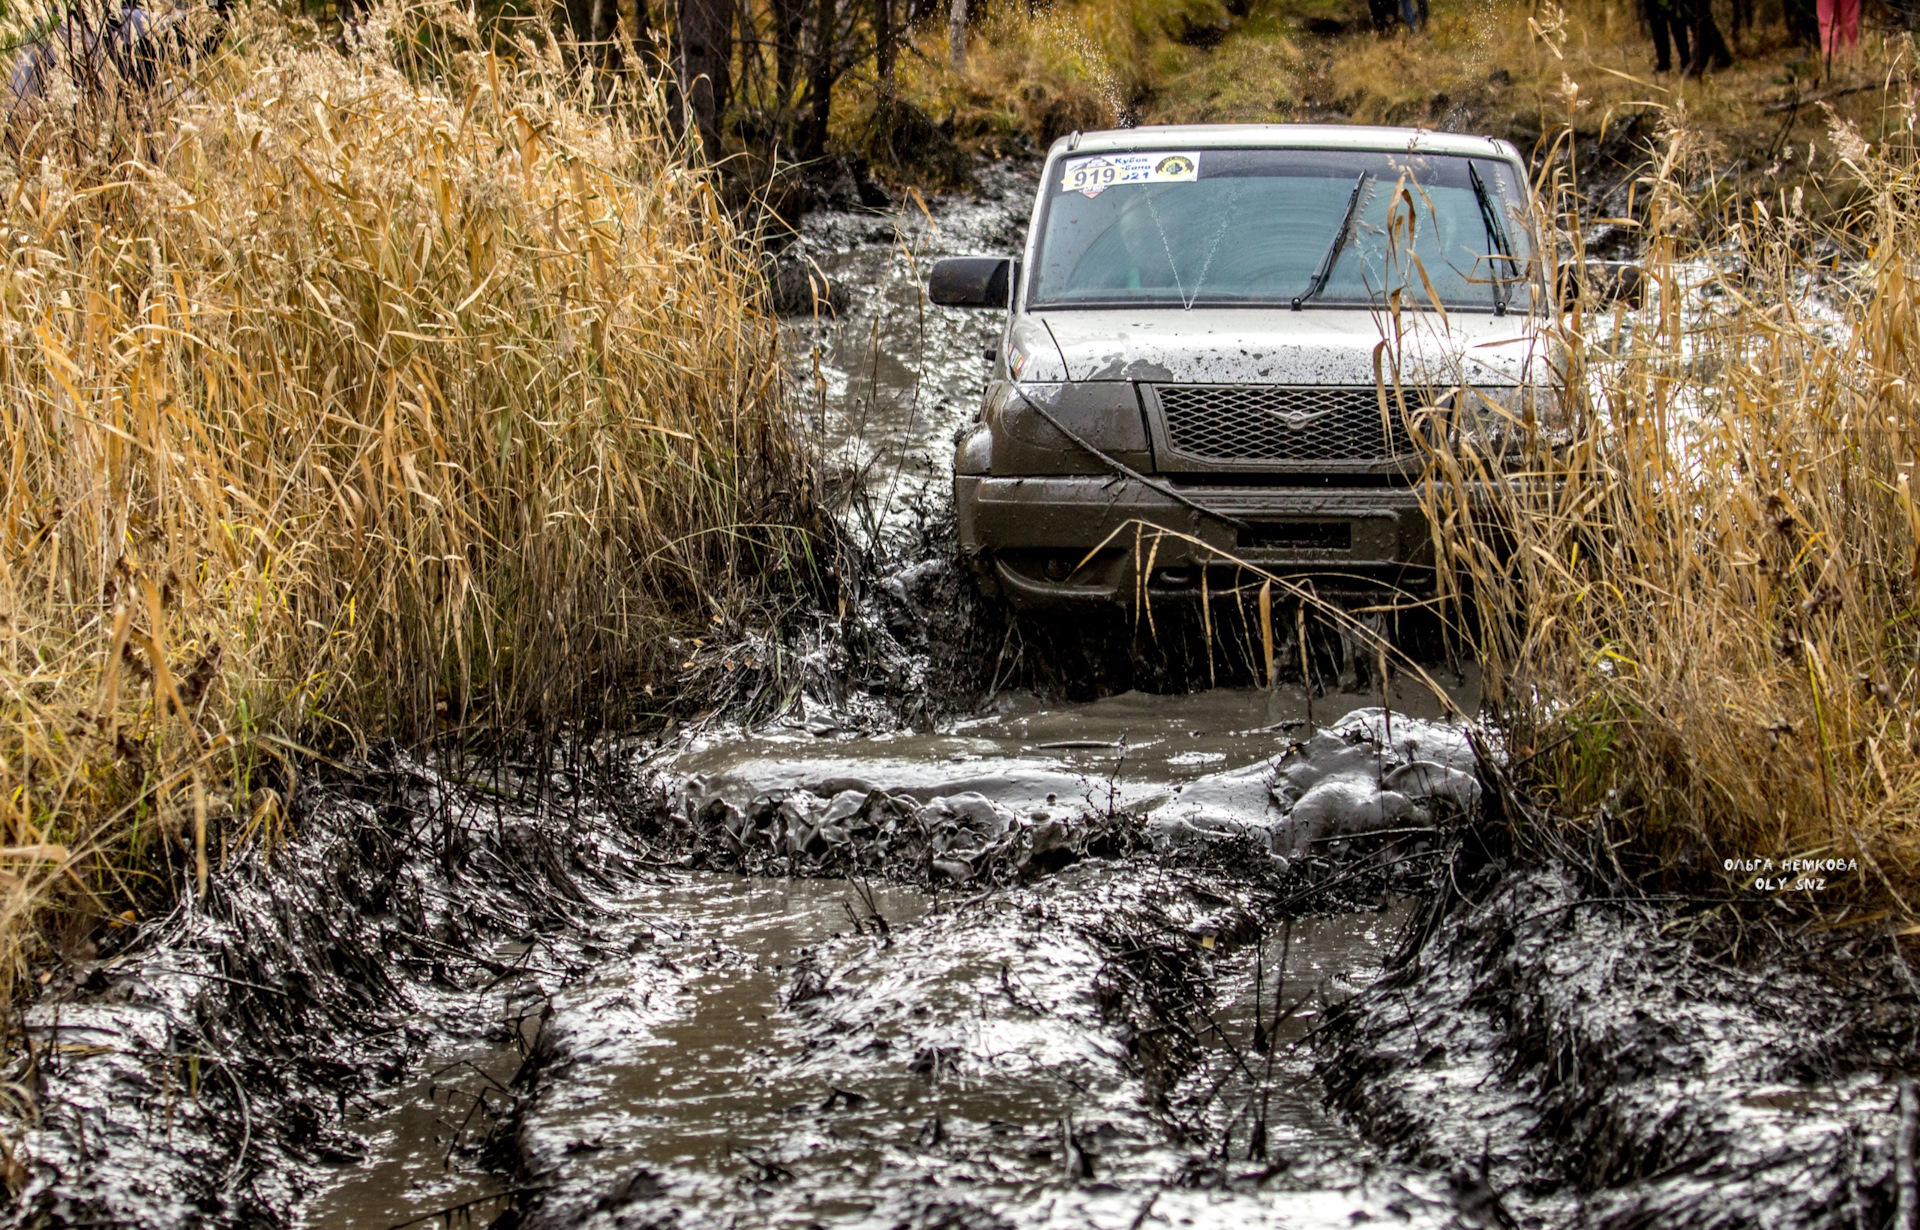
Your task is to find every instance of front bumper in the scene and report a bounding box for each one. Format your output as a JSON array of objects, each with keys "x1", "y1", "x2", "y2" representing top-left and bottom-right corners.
[{"x1": 954, "y1": 474, "x2": 1435, "y2": 608}]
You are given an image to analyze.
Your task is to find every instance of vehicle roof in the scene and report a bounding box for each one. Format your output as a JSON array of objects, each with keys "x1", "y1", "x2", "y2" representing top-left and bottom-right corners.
[{"x1": 1049, "y1": 123, "x2": 1519, "y2": 161}]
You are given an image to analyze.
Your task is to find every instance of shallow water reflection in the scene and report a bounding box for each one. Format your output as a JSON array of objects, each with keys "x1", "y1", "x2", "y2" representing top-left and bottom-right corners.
[
  {"x1": 666, "y1": 679, "x2": 1478, "y2": 823},
  {"x1": 513, "y1": 869, "x2": 1431, "y2": 1229}
]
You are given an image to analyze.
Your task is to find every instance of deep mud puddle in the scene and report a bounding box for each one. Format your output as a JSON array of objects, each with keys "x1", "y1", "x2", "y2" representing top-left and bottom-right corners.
[
  {"x1": 664, "y1": 680, "x2": 1477, "y2": 827},
  {"x1": 510, "y1": 870, "x2": 1446, "y2": 1228},
  {"x1": 304, "y1": 866, "x2": 1447, "y2": 1228}
]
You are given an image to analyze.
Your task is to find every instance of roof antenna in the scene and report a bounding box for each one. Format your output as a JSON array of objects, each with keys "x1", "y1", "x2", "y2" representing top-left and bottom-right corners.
[{"x1": 1067, "y1": 131, "x2": 1082, "y2": 151}]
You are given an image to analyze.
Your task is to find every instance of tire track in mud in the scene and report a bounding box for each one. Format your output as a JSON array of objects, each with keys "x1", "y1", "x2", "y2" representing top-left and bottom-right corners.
[
  {"x1": 5, "y1": 754, "x2": 642, "y2": 1228},
  {"x1": 1320, "y1": 833, "x2": 1920, "y2": 1229},
  {"x1": 493, "y1": 858, "x2": 1461, "y2": 1230}
]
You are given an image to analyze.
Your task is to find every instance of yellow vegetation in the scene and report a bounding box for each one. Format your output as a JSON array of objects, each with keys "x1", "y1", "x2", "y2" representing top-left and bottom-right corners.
[
  {"x1": 875, "y1": 0, "x2": 1897, "y2": 201},
  {"x1": 1432, "y1": 98, "x2": 1920, "y2": 906},
  {"x1": 0, "y1": 0, "x2": 810, "y2": 991}
]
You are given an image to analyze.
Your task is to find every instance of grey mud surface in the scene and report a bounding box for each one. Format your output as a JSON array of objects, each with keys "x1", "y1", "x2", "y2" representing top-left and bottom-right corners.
[
  {"x1": 504, "y1": 870, "x2": 1445, "y2": 1230},
  {"x1": 8, "y1": 163, "x2": 1920, "y2": 1230}
]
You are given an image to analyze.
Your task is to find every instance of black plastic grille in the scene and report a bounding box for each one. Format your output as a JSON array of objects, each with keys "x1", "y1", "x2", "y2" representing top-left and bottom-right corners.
[{"x1": 1155, "y1": 385, "x2": 1413, "y2": 463}]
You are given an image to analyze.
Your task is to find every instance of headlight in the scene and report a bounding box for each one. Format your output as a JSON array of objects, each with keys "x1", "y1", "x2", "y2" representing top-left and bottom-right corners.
[
  {"x1": 991, "y1": 382, "x2": 1081, "y2": 446},
  {"x1": 1437, "y1": 384, "x2": 1564, "y2": 455},
  {"x1": 988, "y1": 380, "x2": 1151, "y2": 455},
  {"x1": 1004, "y1": 319, "x2": 1066, "y2": 382}
]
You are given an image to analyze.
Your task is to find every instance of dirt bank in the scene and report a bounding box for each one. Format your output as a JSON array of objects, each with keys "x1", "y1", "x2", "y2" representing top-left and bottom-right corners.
[
  {"x1": 1321, "y1": 810, "x2": 1920, "y2": 1229},
  {"x1": 4, "y1": 751, "x2": 653, "y2": 1227}
]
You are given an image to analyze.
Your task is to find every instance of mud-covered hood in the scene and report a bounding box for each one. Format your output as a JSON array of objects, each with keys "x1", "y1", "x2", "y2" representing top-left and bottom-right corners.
[{"x1": 1035, "y1": 307, "x2": 1553, "y2": 388}]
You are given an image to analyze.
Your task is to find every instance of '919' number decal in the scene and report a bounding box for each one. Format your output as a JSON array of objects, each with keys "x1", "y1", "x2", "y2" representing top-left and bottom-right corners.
[
  {"x1": 1059, "y1": 152, "x2": 1199, "y2": 198},
  {"x1": 1063, "y1": 162, "x2": 1119, "y2": 193}
]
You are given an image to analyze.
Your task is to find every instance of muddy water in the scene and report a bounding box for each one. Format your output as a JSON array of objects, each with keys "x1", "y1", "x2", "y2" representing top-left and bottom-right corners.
[
  {"x1": 298, "y1": 951, "x2": 546, "y2": 1229},
  {"x1": 299, "y1": 684, "x2": 1464, "y2": 1228},
  {"x1": 513, "y1": 871, "x2": 1443, "y2": 1229},
  {"x1": 780, "y1": 159, "x2": 1036, "y2": 545},
  {"x1": 301, "y1": 864, "x2": 1440, "y2": 1228},
  {"x1": 298, "y1": 174, "x2": 1478, "y2": 1228},
  {"x1": 666, "y1": 677, "x2": 1475, "y2": 823}
]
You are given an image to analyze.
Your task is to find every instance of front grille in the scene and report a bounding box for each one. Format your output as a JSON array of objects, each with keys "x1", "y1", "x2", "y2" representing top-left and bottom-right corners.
[{"x1": 1155, "y1": 385, "x2": 1413, "y2": 463}]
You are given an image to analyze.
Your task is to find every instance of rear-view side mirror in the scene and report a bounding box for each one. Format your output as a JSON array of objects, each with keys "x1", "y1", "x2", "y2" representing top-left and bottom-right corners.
[
  {"x1": 930, "y1": 256, "x2": 1020, "y2": 308},
  {"x1": 1557, "y1": 260, "x2": 1646, "y2": 308}
]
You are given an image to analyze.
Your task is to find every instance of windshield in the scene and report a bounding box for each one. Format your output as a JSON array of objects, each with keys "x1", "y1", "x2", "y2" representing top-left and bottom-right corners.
[{"x1": 1027, "y1": 147, "x2": 1534, "y2": 312}]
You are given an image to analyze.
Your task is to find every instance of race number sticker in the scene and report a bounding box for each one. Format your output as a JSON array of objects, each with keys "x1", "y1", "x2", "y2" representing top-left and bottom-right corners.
[{"x1": 1060, "y1": 151, "x2": 1200, "y2": 197}]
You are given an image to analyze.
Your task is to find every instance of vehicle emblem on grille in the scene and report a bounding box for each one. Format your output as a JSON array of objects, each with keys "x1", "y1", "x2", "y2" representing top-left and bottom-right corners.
[
  {"x1": 1259, "y1": 405, "x2": 1335, "y2": 431},
  {"x1": 1155, "y1": 384, "x2": 1401, "y2": 463}
]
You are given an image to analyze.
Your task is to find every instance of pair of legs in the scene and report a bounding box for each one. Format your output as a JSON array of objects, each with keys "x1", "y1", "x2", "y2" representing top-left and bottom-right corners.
[
  {"x1": 1647, "y1": 0, "x2": 1731, "y2": 74},
  {"x1": 1819, "y1": 0, "x2": 1860, "y2": 56},
  {"x1": 1647, "y1": 0, "x2": 1689, "y2": 71}
]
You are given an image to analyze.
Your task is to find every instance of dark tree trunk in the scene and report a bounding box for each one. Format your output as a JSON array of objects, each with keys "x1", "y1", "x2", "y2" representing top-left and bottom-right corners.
[
  {"x1": 560, "y1": 0, "x2": 624, "y2": 84},
  {"x1": 677, "y1": 0, "x2": 734, "y2": 151},
  {"x1": 800, "y1": 0, "x2": 835, "y2": 158},
  {"x1": 563, "y1": 0, "x2": 594, "y2": 47},
  {"x1": 773, "y1": 0, "x2": 805, "y2": 124},
  {"x1": 874, "y1": 0, "x2": 893, "y2": 102},
  {"x1": 633, "y1": 0, "x2": 654, "y2": 52},
  {"x1": 590, "y1": 0, "x2": 624, "y2": 68}
]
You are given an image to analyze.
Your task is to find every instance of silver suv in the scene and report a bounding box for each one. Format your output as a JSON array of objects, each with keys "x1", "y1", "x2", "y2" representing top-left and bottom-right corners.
[{"x1": 933, "y1": 124, "x2": 1550, "y2": 609}]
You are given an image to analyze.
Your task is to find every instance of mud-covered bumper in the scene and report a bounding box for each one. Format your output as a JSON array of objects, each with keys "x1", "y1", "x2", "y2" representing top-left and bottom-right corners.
[{"x1": 953, "y1": 474, "x2": 1435, "y2": 608}]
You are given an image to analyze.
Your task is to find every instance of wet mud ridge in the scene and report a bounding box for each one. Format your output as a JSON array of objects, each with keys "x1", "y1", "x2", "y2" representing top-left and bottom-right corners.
[
  {"x1": 1320, "y1": 819, "x2": 1920, "y2": 1230},
  {"x1": 4, "y1": 752, "x2": 647, "y2": 1227}
]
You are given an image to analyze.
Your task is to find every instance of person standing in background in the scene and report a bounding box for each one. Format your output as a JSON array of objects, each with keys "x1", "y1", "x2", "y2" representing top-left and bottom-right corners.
[
  {"x1": 1818, "y1": 0, "x2": 1859, "y2": 59},
  {"x1": 1643, "y1": 0, "x2": 1690, "y2": 72},
  {"x1": 1681, "y1": 0, "x2": 1732, "y2": 74}
]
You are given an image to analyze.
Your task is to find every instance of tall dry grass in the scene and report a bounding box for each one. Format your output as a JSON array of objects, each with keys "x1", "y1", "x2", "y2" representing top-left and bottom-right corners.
[
  {"x1": 0, "y1": 0, "x2": 812, "y2": 987},
  {"x1": 1432, "y1": 92, "x2": 1920, "y2": 907},
  {"x1": 875, "y1": 0, "x2": 1300, "y2": 153}
]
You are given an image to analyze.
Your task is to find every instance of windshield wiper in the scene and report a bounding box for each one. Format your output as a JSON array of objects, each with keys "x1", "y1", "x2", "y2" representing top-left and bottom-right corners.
[
  {"x1": 1469, "y1": 161, "x2": 1518, "y2": 316},
  {"x1": 1292, "y1": 172, "x2": 1370, "y2": 311}
]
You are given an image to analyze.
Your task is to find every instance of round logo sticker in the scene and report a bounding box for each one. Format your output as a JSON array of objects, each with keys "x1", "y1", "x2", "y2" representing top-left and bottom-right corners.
[{"x1": 1155, "y1": 155, "x2": 1195, "y2": 177}]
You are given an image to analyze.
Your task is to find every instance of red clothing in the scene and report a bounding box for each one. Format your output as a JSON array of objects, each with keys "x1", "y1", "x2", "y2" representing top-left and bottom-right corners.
[{"x1": 1820, "y1": 0, "x2": 1859, "y2": 54}]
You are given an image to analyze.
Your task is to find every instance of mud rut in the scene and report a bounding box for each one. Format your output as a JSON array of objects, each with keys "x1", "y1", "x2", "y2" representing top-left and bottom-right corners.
[{"x1": 9, "y1": 163, "x2": 1920, "y2": 1230}]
